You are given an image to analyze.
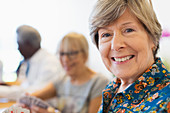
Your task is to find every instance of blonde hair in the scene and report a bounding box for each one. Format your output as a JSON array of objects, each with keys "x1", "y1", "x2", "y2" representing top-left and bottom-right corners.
[
  {"x1": 58, "y1": 32, "x2": 89, "y2": 59},
  {"x1": 89, "y1": 0, "x2": 162, "y2": 58}
]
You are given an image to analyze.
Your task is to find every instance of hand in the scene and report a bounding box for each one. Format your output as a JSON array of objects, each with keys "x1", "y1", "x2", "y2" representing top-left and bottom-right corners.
[
  {"x1": 31, "y1": 105, "x2": 51, "y2": 113},
  {"x1": 15, "y1": 103, "x2": 30, "y2": 110},
  {"x1": 16, "y1": 92, "x2": 31, "y2": 109},
  {"x1": 14, "y1": 103, "x2": 31, "y2": 113}
]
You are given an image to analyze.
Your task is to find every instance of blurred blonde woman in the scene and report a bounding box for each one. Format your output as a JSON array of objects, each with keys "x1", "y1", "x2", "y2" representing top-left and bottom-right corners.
[{"x1": 20, "y1": 32, "x2": 109, "y2": 113}]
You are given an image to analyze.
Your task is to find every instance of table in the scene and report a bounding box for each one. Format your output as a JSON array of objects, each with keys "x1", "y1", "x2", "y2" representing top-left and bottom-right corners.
[
  {"x1": 0, "y1": 101, "x2": 16, "y2": 108},
  {"x1": 0, "y1": 81, "x2": 20, "y2": 111}
]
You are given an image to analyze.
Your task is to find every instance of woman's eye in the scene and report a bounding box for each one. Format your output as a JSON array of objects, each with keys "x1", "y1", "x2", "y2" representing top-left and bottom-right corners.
[
  {"x1": 102, "y1": 33, "x2": 111, "y2": 38},
  {"x1": 125, "y1": 28, "x2": 134, "y2": 33},
  {"x1": 60, "y1": 52, "x2": 65, "y2": 56}
]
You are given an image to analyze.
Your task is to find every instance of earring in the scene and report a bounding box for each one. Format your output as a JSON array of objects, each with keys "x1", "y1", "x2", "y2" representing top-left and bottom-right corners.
[{"x1": 152, "y1": 47, "x2": 156, "y2": 53}]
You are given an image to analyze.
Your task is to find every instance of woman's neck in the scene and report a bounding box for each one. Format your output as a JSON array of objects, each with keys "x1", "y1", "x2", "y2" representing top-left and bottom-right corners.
[
  {"x1": 117, "y1": 59, "x2": 155, "y2": 93},
  {"x1": 70, "y1": 67, "x2": 95, "y2": 85},
  {"x1": 117, "y1": 80, "x2": 133, "y2": 93},
  {"x1": 117, "y1": 75, "x2": 140, "y2": 93}
]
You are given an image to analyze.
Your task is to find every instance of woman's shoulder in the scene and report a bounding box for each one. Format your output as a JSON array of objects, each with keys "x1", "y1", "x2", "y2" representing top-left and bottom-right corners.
[
  {"x1": 87, "y1": 73, "x2": 110, "y2": 99},
  {"x1": 52, "y1": 74, "x2": 68, "y2": 86},
  {"x1": 92, "y1": 73, "x2": 110, "y2": 83}
]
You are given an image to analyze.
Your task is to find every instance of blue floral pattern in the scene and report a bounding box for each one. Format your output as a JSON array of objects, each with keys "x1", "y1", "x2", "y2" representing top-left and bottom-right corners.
[{"x1": 98, "y1": 58, "x2": 170, "y2": 113}]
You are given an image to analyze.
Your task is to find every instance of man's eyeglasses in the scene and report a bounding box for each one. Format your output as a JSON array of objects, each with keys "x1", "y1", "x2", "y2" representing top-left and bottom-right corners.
[{"x1": 60, "y1": 50, "x2": 82, "y2": 59}]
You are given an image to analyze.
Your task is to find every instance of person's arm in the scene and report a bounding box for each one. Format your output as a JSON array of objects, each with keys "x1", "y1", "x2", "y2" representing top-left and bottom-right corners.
[
  {"x1": 31, "y1": 105, "x2": 57, "y2": 113},
  {"x1": 0, "y1": 85, "x2": 24, "y2": 100},
  {"x1": 88, "y1": 95, "x2": 102, "y2": 113},
  {"x1": 31, "y1": 82, "x2": 56, "y2": 100},
  {"x1": 17, "y1": 83, "x2": 57, "y2": 113}
]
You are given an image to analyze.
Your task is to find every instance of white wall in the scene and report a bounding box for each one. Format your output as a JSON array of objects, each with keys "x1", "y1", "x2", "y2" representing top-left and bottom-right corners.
[
  {"x1": 0, "y1": 0, "x2": 113, "y2": 81},
  {"x1": 0, "y1": 0, "x2": 170, "y2": 81},
  {"x1": 152, "y1": 0, "x2": 170, "y2": 70}
]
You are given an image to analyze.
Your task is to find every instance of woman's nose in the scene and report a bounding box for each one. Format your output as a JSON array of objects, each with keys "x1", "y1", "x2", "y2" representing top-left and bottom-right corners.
[
  {"x1": 111, "y1": 32, "x2": 125, "y2": 51},
  {"x1": 61, "y1": 55, "x2": 70, "y2": 63}
]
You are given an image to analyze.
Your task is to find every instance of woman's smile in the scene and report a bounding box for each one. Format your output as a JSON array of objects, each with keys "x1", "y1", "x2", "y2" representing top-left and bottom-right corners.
[
  {"x1": 63, "y1": 63, "x2": 76, "y2": 71},
  {"x1": 111, "y1": 55, "x2": 135, "y2": 64}
]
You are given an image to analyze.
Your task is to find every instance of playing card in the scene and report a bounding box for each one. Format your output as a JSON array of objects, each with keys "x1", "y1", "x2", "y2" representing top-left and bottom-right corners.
[
  {"x1": 2, "y1": 106, "x2": 13, "y2": 113},
  {"x1": 18, "y1": 108, "x2": 30, "y2": 113},
  {"x1": 18, "y1": 95, "x2": 51, "y2": 109},
  {"x1": 14, "y1": 106, "x2": 22, "y2": 113},
  {"x1": 35, "y1": 100, "x2": 49, "y2": 109},
  {"x1": 32, "y1": 96, "x2": 50, "y2": 109},
  {"x1": 3, "y1": 106, "x2": 9, "y2": 113},
  {"x1": 29, "y1": 96, "x2": 34, "y2": 105},
  {"x1": 2, "y1": 105, "x2": 30, "y2": 113},
  {"x1": 30, "y1": 96, "x2": 39, "y2": 107},
  {"x1": 9, "y1": 106, "x2": 14, "y2": 113},
  {"x1": 18, "y1": 96, "x2": 31, "y2": 107},
  {"x1": 27, "y1": 96, "x2": 36, "y2": 106}
]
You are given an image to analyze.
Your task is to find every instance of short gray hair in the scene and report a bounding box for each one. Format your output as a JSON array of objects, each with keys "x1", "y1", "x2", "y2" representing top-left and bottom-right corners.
[
  {"x1": 16, "y1": 25, "x2": 41, "y2": 48},
  {"x1": 89, "y1": 0, "x2": 162, "y2": 58}
]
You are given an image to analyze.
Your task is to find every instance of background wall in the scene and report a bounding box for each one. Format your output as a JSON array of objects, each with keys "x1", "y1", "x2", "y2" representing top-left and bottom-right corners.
[
  {"x1": 0, "y1": 0, "x2": 169, "y2": 81},
  {"x1": 152, "y1": 0, "x2": 170, "y2": 70}
]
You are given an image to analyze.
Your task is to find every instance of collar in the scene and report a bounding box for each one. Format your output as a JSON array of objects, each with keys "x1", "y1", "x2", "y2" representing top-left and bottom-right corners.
[
  {"x1": 102, "y1": 77, "x2": 121, "y2": 110},
  {"x1": 28, "y1": 48, "x2": 44, "y2": 63},
  {"x1": 122, "y1": 57, "x2": 169, "y2": 104},
  {"x1": 102, "y1": 57, "x2": 169, "y2": 107}
]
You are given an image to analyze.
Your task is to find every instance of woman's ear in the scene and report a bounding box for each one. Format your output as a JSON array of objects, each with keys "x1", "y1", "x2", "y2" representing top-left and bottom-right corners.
[
  {"x1": 152, "y1": 46, "x2": 156, "y2": 52},
  {"x1": 151, "y1": 40, "x2": 156, "y2": 52},
  {"x1": 148, "y1": 35, "x2": 155, "y2": 51},
  {"x1": 83, "y1": 54, "x2": 88, "y2": 63}
]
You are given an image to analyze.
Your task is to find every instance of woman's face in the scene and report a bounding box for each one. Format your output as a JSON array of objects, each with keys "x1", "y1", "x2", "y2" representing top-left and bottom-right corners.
[
  {"x1": 59, "y1": 45, "x2": 86, "y2": 76},
  {"x1": 98, "y1": 9, "x2": 155, "y2": 80}
]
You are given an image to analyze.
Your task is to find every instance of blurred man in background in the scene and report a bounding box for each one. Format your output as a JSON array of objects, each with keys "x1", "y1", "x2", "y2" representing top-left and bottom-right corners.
[{"x1": 0, "y1": 25, "x2": 64, "y2": 100}]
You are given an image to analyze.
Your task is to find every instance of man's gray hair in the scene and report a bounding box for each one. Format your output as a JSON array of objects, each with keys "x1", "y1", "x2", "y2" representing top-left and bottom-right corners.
[{"x1": 16, "y1": 25, "x2": 41, "y2": 48}]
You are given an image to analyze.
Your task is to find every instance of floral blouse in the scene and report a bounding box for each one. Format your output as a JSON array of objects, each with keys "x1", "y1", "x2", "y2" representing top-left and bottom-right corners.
[{"x1": 98, "y1": 58, "x2": 170, "y2": 113}]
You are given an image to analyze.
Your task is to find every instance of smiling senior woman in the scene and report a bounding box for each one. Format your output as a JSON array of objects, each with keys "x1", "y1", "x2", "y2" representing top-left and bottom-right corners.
[{"x1": 89, "y1": 0, "x2": 170, "y2": 112}]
